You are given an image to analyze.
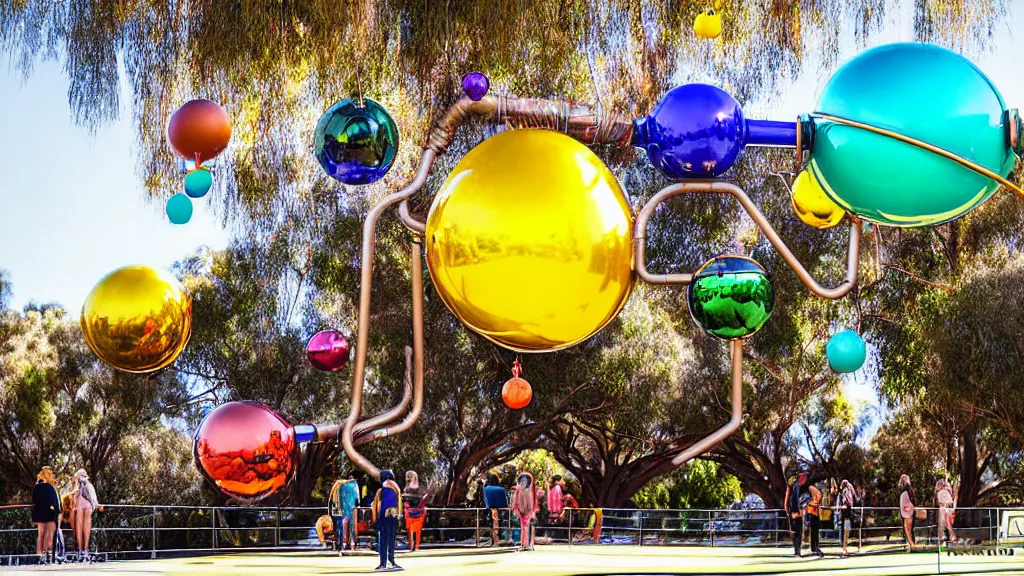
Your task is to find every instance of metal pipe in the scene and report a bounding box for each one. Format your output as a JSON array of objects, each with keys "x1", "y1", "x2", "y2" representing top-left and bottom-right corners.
[
  {"x1": 672, "y1": 339, "x2": 744, "y2": 466},
  {"x1": 634, "y1": 181, "x2": 860, "y2": 299},
  {"x1": 354, "y1": 240, "x2": 425, "y2": 445},
  {"x1": 398, "y1": 200, "x2": 427, "y2": 235},
  {"x1": 813, "y1": 112, "x2": 1024, "y2": 198},
  {"x1": 745, "y1": 119, "x2": 798, "y2": 148},
  {"x1": 336, "y1": 150, "x2": 436, "y2": 479}
]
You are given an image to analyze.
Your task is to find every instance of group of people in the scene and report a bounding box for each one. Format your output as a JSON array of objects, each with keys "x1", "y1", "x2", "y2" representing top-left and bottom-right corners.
[
  {"x1": 326, "y1": 469, "x2": 429, "y2": 572},
  {"x1": 30, "y1": 467, "x2": 101, "y2": 564},
  {"x1": 786, "y1": 469, "x2": 958, "y2": 558},
  {"x1": 508, "y1": 473, "x2": 579, "y2": 549}
]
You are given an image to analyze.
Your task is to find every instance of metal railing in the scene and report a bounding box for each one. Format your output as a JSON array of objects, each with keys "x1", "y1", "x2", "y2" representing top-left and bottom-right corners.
[{"x1": 1, "y1": 504, "x2": 1020, "y2": 565}]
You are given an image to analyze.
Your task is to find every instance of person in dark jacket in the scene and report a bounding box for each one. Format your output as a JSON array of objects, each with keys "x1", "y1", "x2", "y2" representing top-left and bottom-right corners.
[
  {"x1": 32, "y1": 467, "x2": 61, "y2": 564},
  {"x1": 785, "y1": 470, "x2": 809, "y2": 557}
]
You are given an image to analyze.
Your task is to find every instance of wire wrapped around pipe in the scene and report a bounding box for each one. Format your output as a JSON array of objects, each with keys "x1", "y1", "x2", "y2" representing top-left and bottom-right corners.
[{"x1": 423, "y1": 95, "x2": 634, "y2": 154}]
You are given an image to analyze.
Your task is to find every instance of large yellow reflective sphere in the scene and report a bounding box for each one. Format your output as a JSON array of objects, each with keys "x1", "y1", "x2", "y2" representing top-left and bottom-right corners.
[
  {"x1": 81, "y1": 265, "x2": 193, "y2": 373},
  {"x1": 791, "y1": 169, "x2": 845, "y2": 229},
  {"x1": 425, "y1": 129, "x2": 634, "y2": 352}
]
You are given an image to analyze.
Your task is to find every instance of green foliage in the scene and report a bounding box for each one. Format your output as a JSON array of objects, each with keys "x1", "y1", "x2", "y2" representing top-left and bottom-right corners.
[{"x1": 633, "y1": 460, "x2": 743, "y2": 510}]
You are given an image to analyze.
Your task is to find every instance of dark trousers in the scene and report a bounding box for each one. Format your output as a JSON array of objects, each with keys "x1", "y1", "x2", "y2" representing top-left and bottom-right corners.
[
  {"x1": 377, "y1": 517, "x2": 397, "y2": 566},
  {"x1": 790, "y1": 516, "x2": 803, "y2": 555},
  {"x1": 808, "y1": 514, "x2": 821, "y2": 552}
]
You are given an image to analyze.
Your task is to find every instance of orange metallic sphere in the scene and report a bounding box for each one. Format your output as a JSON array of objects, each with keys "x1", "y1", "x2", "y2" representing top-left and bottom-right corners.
[
  {"x1": 167, "y1": 99, "x2": 232, "y2": 164},
  {"x1": 502, "y1": 376, "x2": 533, "y2": 410},
  {"x1": 193, "y1": 401, "x2": 297, "y2": 502}
]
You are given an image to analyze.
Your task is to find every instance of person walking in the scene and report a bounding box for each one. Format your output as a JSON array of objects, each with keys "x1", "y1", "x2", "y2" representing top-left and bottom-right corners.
[
  {"x1": 838, "y1": 480, "x2": 855, "y2": 555},
  {"x1": 402, "y1": 471, "x2": 429, "y2": 552},
  {"x1": 512, "y1": 472, "x2": 538, "y2": 550},
  {"x1": 371, "y1": 470, "x2": 403, "y2": 571},
  {"x1": 805, "y1": 477, "x2": 824, "y2": 556},
  {"x1": 330, "y1": 472, "x2": 360, "y2": 553},
  {"x1": 898, "y1": 474, "x2": 917, "y2": 550},
  {"x1": 70, "y1": 469, "x2": 99, "y2": 560},
  {"x1": 785, "y1": 470, "x2": 808, "y2": 557},
  {"x1": 935, "y1": 478, "x2": 957, "y2": 544},
  {"x1": 32, "y1": 467, "x2": 60, "y2": 564}
]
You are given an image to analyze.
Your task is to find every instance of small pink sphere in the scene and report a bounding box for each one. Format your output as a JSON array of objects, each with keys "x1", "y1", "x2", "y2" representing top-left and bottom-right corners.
[{"x1": 307, "y1": 329, "x2": 350, "y2": 372}]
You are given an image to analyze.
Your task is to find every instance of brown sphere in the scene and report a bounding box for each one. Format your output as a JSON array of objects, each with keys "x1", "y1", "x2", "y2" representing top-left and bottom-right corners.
[{"x1": 167, "y1": 99, "x2": 232, "y2": 164}]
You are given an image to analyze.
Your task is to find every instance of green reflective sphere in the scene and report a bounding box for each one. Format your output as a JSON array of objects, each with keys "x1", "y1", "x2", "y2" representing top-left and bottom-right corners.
[
  {"x1": 810, "y1": 43, "x2": 1016, "y2": 227},
  {"x1": 687, "y1": 256, "x2": 774, "y2": 341},
  {"x1": 314, "y1": 97, "x2": 399, "y2": 185}
]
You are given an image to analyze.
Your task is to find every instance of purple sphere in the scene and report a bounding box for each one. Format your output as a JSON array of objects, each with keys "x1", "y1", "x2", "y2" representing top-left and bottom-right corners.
[
  {"x1": 306, "y1": 329, "x2": 350, "y2": 372},
  {"x1": 462, "y1": 72, "x2": 489, "y2": 101},
  {"x1": 633, "y1": 84, "x2": 746, "y2": 178}
]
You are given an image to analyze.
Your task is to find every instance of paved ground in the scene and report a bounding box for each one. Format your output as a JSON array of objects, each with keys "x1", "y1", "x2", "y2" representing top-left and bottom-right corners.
[{"x1": 10, "y1": 544, "x2": 1024, "y2": 575}]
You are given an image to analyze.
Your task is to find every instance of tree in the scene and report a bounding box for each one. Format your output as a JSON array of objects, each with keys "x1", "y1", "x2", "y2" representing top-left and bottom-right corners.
[{"x1": 632, "y1": 460, "x2": 743, "y2": 510}]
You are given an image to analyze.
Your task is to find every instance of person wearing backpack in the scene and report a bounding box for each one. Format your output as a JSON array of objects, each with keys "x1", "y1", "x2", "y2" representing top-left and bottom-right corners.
[{"x1": 371, "y1": 469, "x2": 403, "y2": 571}]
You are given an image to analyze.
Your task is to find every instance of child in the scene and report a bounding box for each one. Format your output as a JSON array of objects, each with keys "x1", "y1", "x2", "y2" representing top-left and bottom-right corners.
[
  {"x1": 512, "y1": 472, "x2": 538, "y2": 550},
  {"x1": 371, "y1": 469, "x2": 403, "y2": 571}
]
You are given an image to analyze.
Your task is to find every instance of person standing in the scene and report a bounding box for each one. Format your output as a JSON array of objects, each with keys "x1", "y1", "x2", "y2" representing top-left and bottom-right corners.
[
  {"x1": 330, "y1": 472, "x2": 360, "y2": 553},
  {"x1": 402, "y1": 471, "x2": 429, "y2": 552},
  {"x1": 32, "y1": 467, "x2": 60, "y2": 564},
  {"x1": 547, "y1": 476, "x2": 565, "y2": 539},
  {"x1": 512, "y1": 472, "x2": 538, "y2": 550},
  {"x1": 805, "y1": 478, "x2": 824, "y2": 556},
  {"x1": 935, "y1": 478, "x2": 957, "y2": 544},
  {"x1": 785, "y1": 471, "x2": 808, "y2": 557},
  {"x1": 70, "y1": 469, "x2": 99, "y2": 561},
  {"x1": 371, "y1": 470, "x2": 402, "y2": 571},
  {"x1": 838, "y1": 480, "x2": 855, "y2": 555},
  {"x1": 482, "y1": 474, "x2": 506, "y2": 547},
  {"x1": 898, "y1": 474, "x2": 917, "y2": 550}
]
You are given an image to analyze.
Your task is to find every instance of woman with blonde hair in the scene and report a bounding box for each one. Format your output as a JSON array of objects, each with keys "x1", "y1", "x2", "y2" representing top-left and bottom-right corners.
[
  {"x1": 31, "y1": 467, "x2": 60, "y2": 564},
  {"x1": 401, "y1": 470, "x2": 429, "y2": 552},
  {"x1": 70, "y1": 469, "x2": 100, "y2": 560},
  {"x1": 935, "y1": 478, "x2": 958, "y2": 543},
  {"x1": 898, "y1": 474, "x2": 916, "y2": 550}
]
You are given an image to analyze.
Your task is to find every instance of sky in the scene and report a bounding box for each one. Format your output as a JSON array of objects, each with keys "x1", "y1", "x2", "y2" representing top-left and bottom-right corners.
[{"x1": 0, "y1": 1, "x2": 1021, "y2": 438}]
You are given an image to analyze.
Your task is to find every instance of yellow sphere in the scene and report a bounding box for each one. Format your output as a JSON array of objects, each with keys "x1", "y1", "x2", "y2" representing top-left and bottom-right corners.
[
  {"x1": 693, "y1": 9, "x2": 722, "y2": 39},
  {"x1": 425, "y1": 129, "x2": 634, "y2": 352},
  {"x1": 791, "y1": 169, "x2": 845, "y2": 229},
  {"x1": 81, "y1": 265, "x2": 193, "y2": 373}
]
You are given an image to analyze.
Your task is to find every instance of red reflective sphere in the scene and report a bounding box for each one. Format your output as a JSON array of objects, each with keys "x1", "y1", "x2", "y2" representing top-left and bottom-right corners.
[
  {"x1": 502, "y1": 376, "x2": 533, "y2": 410},
  {"x1": 167, "y1": 99, "x2": 232, "y2": 164},
  {"x1": 193, "y1": 401, "x2": 296, "y2": 502},
  {"x1": 307, "y1": 330, "x2": 350, "y2": 372}
]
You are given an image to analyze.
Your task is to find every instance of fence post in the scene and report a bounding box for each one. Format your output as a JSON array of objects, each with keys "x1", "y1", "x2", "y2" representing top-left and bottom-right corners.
[
  {"x1": 151, "y1": 506, "x2": 157, "y2": 559},
  {"x1": 637, "y1": 510, "x2": 643, "y2": 546},
  {"x1": 475, "y1": 508, "x2": 480, "y2": 548},
  {"x1": 212, "y1": 507, "x2": 218, "y2": 550},
  {"x1": 710, "y1": 511, "x2": 715, "y2": 547},
  {"x1": 275, "y1": 508, "x2": 280, "y2": 547},
  {"x1": 569, "y1": 509, "x2": 574, "y2": 547}
]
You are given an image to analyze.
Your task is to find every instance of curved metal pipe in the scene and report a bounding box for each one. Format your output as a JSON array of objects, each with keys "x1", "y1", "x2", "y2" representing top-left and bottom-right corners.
[
  {"x1": 398, "y1": 200, "x2": 427, "y2": 235},
  {"x1": 354, "y1": 241, "x2": 425, "y2": 446},
  {"x1": 336, "y1": 150, "x2": 436, "y2": 479},
  {"x1": 672, "y1": 339, "x2": 744, "y2": 466},
  {"x1": 634, "y1": 181, "x2": 861, "y2": 299}
]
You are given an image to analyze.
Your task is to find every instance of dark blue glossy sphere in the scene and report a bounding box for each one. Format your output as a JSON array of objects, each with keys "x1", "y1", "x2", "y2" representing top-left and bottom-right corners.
[
  {"x1": 314, "y1": 98, "x2": 399, "y2": 185},
  {"x1": 633, "y1": 84, "x2": 745, "y2": 178}
]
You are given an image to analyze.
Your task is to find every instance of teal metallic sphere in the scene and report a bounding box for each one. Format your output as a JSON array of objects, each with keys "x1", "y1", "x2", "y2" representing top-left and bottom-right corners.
[
  {"x1": 687, "y1": 256, "x2": 774, "y2": 341},
  {"x1": 826, "y1": 329, "x2": 866, "y2": 373},
  {"x1": 810, "y1": 43, "x2": 1016, "y2": 227}
]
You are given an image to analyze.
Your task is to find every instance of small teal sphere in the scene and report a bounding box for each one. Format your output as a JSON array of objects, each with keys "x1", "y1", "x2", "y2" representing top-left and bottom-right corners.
[
  {"x1": 826, "y1": 329, "x2": 866, "y2": 373},
  {"x1": 166, "y1": 193, "x2": 193, "y2": 225},
  {"x1": 184, "y1": 167, "x2": 213, "y2": 198},
  {"x1": 314, "y1": 97, "x2": 399, "y2": 185},
  {"x1": 811, "y1": 43, "x2": 1016, "y2": 227}
]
